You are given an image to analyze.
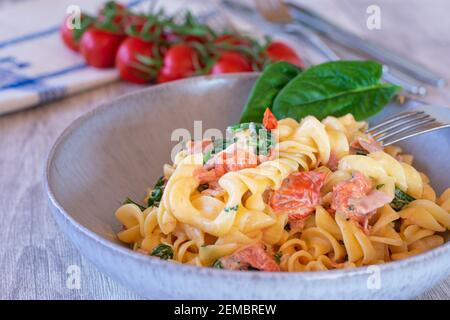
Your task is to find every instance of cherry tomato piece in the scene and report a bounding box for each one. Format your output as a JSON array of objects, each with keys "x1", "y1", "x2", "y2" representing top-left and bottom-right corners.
[
  {"x1": 331, "y1": 172, "x2": 392, "y2": 226},
  {"x1": 263, "y1": 108, "x2": 278, "y2": 130},
  {"x1": 270, "y1": 171, "x2": 326, "y2": 220},
  {"x1": 219, "y1": 244, "x2": 280, "y2": 271}
]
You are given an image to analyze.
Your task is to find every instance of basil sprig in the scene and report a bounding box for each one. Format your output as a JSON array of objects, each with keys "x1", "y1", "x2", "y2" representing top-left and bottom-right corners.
[
  {"x1": 240, "y1": 61, "x2": 302, "y2": 123},
  {"x1": 240, "y1": 60, "x2": 401, "y2": 122}
]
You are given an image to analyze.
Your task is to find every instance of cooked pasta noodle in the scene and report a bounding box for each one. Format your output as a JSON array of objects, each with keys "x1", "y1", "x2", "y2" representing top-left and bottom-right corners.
[{"x1": 115, "y1": 113, "x2": 450, "y2": 272}]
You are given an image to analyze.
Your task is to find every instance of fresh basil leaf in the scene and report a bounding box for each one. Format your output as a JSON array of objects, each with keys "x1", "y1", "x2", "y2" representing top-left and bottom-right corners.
[
  {"x1": 147, "y1": 176, "x2": 165, "y2": 208},
  {"x1": 273, "y1": 251, "x2": 282, "y2": 264},
  {"x1": 390, "y1": 187, "x2": 415, "y2": 211},
  {"x1": 212, "y1": 260, "x2": 223, "y2": 269},
  {"x1": 150, "y1": 244, "x2": 173, "y2": 260},
  {"x1": 272, "y1": 60, "x2": 401, "y2": 121},
  {"x1": 123, "y1": 197, "x2": 146, "y2": 211},
  {"x1": 239, "y1": 61, "x2": 302, "y2": 123}
]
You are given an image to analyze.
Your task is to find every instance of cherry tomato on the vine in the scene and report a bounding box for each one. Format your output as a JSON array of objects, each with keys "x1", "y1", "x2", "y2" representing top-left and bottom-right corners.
[
  {"x1": 265, "y1": 41, "x2": 304, "y2": 68},
  {"x1": 80, "y1": 27, "x2": 126, "y2": 68},
  {"x1": 60, "y1": 14, "x2": 94, "y2": 52},
  {"x1": 157, "y1": 44, "x2": 199, "y2": 83},
  {"x1": 98, "y1": 1, "x2": 127, "y2": 26},
  {"x1": 116, "y1": 37, "x2": 160, "y2": 84},
  {"x1": 210, "y1": 51, "x2": 252, "y2": 75}
]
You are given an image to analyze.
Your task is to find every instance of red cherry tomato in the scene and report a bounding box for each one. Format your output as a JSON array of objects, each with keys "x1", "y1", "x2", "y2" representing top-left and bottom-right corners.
[
  {"x1": 80, "y1": 27, "x2": 125, "y2": 68},
  {"x1": 266, "y1": 41, "x2": 304, "y2": 68},
  {"x1": 60, "y1": 14, "x2": 93, "y2": 52},
  {"x1": 161, "y1": 44, "x2": 197, "y2": 71},
  {"x1": 116, "y1": 37, "x2": 159, "y2": 84},
  {"x1": 210, "y1": 52, "x2": 252, "y2": 75},
  {"x1": 263, "y1": 108, "x2": 278, "y2": 130},
  {"x1": 270, "y1": 171, "x2": 326, "y2": 220},
  {"x1": 98, "y1": 1, "x2": 127, "y2": 26},
  {"x1": 157, "y1": 44, "x2": 198, "y2": 83}
]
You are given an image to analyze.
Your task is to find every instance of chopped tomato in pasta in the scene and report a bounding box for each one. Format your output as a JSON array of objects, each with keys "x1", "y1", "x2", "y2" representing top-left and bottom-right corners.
[
  {"x1": 195, "y1": 148, "x2": 262, "y2": 184},
  {"x1": 194, "y1": 167, "x2": 220, "y2": 184},
  {"x1": 263, "y1": 108, "x2": 278, "y2": 130},
  {"x1": 270, "y1": 171, "x2": 327, "y2": 220},
  {"x1": 219, "y1": 244, "x2": 280, "y2": 271},
  {"x1": 331, "y1": 171, "x2": 393, "y2": 226},
  {"x1": 215, "y1": 148, "x2": 260, "y2": 172}
]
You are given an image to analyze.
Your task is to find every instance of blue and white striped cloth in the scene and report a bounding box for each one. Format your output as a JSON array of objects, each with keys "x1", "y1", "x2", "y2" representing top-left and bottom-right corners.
[
  {"x1": 0, "y1": 0, "x2": 160, "y2": 115},
  {"x1": 0, "y1": 0, "x2": 304, "y2": 115}
]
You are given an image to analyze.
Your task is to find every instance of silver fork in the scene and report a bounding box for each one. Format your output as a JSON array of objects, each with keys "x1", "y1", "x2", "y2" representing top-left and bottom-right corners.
[
  {"x1": 253, "y1": 0, "x2": 427, "y2": 96},
  {"x1": 367, "y1": 110, "x2": 450, "y2": 146}
]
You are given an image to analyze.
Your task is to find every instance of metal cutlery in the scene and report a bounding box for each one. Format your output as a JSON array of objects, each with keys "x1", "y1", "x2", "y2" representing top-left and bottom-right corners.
[
  {"x1": 283, "y1": 23, "x2": 427, "y2": 96},
  {"x1": 284, "y1": 0, "x2": 446, "y2": 87},
  {"x1": 367, "y1": 110, "x2": 450, "y2": 146},
  {"x1": 253, "y1": 0, "x2": 427, "y2": 96}
]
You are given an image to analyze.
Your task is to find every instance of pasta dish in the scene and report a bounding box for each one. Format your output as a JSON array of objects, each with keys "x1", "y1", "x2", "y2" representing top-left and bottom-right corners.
[{"x1": 115, "y1": 109, "x2": 450, "y2": 272}]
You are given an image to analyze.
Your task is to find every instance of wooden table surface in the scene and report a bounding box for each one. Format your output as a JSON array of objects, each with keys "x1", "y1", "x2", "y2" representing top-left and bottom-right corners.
[{"x1": 1, "y1": 0, "x2": 449, "y2": 299}]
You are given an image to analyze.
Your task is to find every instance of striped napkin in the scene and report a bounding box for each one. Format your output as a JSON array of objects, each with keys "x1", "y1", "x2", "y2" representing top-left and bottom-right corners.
[
  {"x1": 0, "y1": 0, "x2": 137, "y2": 115},
  {"x1": 0, "y1": 0, "x2": 306, "y2": 115}
]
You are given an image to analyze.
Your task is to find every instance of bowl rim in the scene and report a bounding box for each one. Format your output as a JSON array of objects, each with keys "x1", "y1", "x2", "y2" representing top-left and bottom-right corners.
[{"x1": 44, "y1": 72, "x2": 450, "y2": 282}]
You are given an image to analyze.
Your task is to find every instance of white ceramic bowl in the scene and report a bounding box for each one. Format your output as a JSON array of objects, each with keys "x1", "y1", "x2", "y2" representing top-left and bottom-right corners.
[{"x1": 45, "y1": 73, "x2": 450, "y2": 299}]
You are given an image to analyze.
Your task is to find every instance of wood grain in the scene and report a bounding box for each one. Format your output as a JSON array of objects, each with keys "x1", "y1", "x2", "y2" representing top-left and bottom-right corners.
[{"x1": 1, "y1": 0, "x2": 449, "y2": 299}]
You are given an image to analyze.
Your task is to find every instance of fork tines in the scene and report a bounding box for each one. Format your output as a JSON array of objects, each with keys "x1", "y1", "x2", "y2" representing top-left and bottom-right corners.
[{"x1": 367, "y1": 110, "x2": 442, "y2": 146}]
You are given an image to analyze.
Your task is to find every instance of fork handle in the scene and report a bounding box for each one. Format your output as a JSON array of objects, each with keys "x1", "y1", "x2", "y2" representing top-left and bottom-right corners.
[
  {"x1": 284, "y1": 23, "x2": 339, "y2": 61},
  {"x1": 284, "y1": 23, "x2": 427, "y2": 96},
  {"x1": 382, "y1": 67, "x2": 427, "y2": 96},
  {"x1": 285, "y1": 2, "x2": 446, "y2": 87}
]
